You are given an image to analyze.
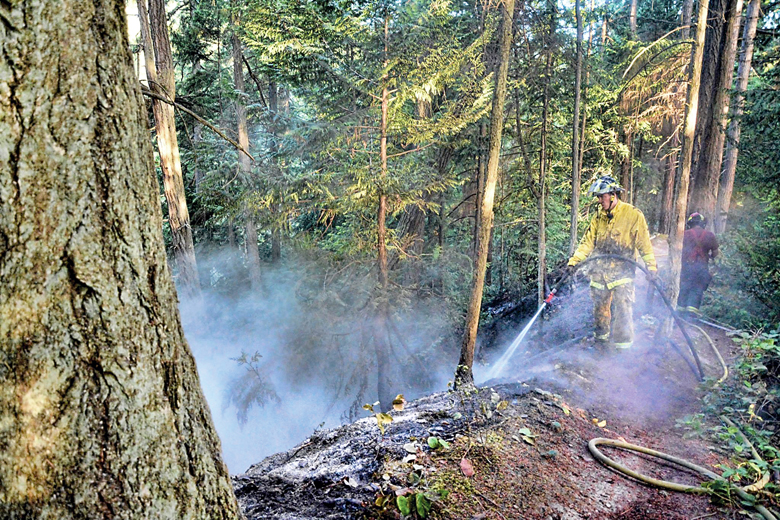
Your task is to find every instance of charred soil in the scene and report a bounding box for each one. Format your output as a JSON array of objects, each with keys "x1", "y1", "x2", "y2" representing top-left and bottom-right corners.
[{"x1": 233, "y1": 240, "x2": 749, "y2": 519}]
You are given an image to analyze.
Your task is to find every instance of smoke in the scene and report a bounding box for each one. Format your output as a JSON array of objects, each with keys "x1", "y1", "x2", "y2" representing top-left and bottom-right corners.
[
  {"x1": 177, "y1": 247, "x2": 458, "y2": 473},
  {"x1": 475, "y1": 274, "x2": 695, "y2": 428}
]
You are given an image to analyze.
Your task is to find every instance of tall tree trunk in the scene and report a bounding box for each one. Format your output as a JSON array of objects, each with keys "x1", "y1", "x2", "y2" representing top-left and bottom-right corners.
[
  {"x1": 374, "y1": 14, "x2": 393, "y2": 411},
  {"x1": 269, "y1": 81, "x2": 282, "y2": 263},
  {"x1": 687, "y1": 0, "x2": 735, "y2": 216},
  {"x1": 138, "y1": 0, "x2": 201, "y2": 299},
  {"x1": 716, "y1": 0, "x2": 760, "y2": 233},
  {"x1": 193, "y1": 122, "x2": 205, "y2": 192},
  {"x1": 538, "y1": 8, "x2": 555, "y2": 307},
  {"x1": 473, "y1": 122, "x2": 488, "y2": 260},
  {"x1": 629, "y1": 0, "x2": 638, "y2": 36},
  {"x1": 688, "y1": 0, "x2": 744, "y2": 221},
  {"x1": 231, "y1": 21, "x2": 262, "y2": 290},
  {"x1": 245, "y1": 215, "x2": 262, "y2": 288},
  {"x1": 669, "y1": 0, "x2": 709, "y2": 313},
  {"x1": 681, "y1": 0, "x2": 694, "y2": 39},
  {"x1": 456, "y1": 0, "x2": 515, "y2": 387},
  {"x1": 578, "y1": 0, "x2": 595, "y2": 178},
  {"x1": 0, "y1": 1, "x2": 241, "y2": 517},
  {"x1": 569, "y1": 0, "x2": 584, "y2": 256}
]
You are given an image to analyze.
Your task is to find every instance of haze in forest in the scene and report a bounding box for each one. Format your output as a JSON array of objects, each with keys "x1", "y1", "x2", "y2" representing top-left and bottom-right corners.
[{"x1": 178, "y1": 249, "x2": 458, "y2": 472}]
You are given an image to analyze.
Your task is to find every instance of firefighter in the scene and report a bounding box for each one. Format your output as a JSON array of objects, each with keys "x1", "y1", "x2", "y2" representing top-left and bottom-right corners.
[
  {"x1": 566, "y1": 175, "x2": 657, "y2": 349},
  {"x1": 678, "y1": 212, "x2": 719, "y2": 316}
]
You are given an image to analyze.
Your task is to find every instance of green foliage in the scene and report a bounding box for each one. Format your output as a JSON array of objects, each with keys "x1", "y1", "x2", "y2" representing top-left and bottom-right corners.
[
  {"x1": 224, "y1": 351, "x2": 280, "y2": 424},
  {"x1": 702, "y1": 331, "x2": 780, "y2": 496}
]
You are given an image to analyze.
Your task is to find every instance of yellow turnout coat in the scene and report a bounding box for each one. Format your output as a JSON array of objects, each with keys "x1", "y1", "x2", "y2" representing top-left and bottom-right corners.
[{"x1": 568, "y1": 200, "x2": 657, "y2": 288}]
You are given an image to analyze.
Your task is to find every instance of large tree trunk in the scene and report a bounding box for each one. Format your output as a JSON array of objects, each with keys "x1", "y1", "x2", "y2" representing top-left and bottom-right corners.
[
  {"x1": 687, "y1": 0, "x2": 738, "y2": 218},
  {"x1": 244, "y1": 215, "x2": 262, "y2": 289},
  {"x1": 688, "y1": 0, "x2": 743, "y2": 221},
  {"x1": 538, "y1": 7, "x2": 555, "y2": 307},
  {"x1": 569, "y1": 0, "x2": 584, "y2": 256},
  {"x1": 578, "y1": 0, "x2": 595, "y2": 176},
  {"x1": 669, "y1": 0, "x2": 709, "y2": 312},
  {"x1": 716, "y1": 0, "x2": 761, "y2": 233},
  {"x1": 681, "y1": 0, "x2": 694, "y2": 39},
  {"x1": 0, "y1": 1, "x2": 241, "y2": 518},
  {"x1": 374, "y1": 15, "x2": 394, "y2": 411},
  {"x1": 138, "y1": 0, "x2": 201, "y2": 299},
  {"x1": 231, "y1": 24, "x2": 262, "y2": 291},
  {"x1": 456, "y1": 0, "x2": 516, "y2": 387},
  {"x1": 268, "y1": 81, "x2": 282, "y2": 263}
]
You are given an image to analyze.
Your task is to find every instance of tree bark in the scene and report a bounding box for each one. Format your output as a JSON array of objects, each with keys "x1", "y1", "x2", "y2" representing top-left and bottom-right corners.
[
  {"x1": 373, "y1": 14, "x2": 394, "y2": 411},
  {"x1": 629, "y1": 0, "x2": 638, "y2": 36},
  {"x1": 569, "y1": 0, "x2": 584, "y2": 256},
  {"x1": 456, "y1": 0, "x2": 515, "y2": 387},
  {"x1": 138, "y1": 0, "x2": 201, "y2": 299},
  {"x1": 681, "y1": 0, "x2": 694, "y2": 39},
  {"x1": 688, "y1": 0, "x2": 743, "y2": 221},
  {"x1": 669, "y1": 0, "x2": 709, "y2": 312},
  {"x1": 716, "y1": 0, "x2": 760, "y2": 233},
  {"x1": 245, "y1": 215, "x2": 262, "y2": 289},
  {"x1": 269, "y1": 81, "x2": 282, "y2": 263},
  {"x1": 231, "y1": 21, "x2": 262, "y2": 291},
  {"x1": 538, "y1": 7, "x2": 555, "y2": 308},
  {"x1": 578, "y1": 0, "x2": 595, "y2": 176},
  {"x1": 0, "y1": 1, "x2": 241, "y2": 518}
]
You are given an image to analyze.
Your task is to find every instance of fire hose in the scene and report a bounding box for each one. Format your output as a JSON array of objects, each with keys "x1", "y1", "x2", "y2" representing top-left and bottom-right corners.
[{"x1": 563, "y1": 257, "x2": 774, "y2": 518}]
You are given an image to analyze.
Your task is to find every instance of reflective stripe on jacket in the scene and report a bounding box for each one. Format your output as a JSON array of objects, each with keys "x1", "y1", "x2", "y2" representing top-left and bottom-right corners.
[{"x1": 567, "y1": 200, "x2": 657, "y2": 282}]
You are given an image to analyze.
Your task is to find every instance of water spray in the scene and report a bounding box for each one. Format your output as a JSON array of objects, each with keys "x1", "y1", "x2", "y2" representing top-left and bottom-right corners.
[
  {"x1": 483, "y1": 268, "x2": 575, "y2": 381},
  {"x1": 482, "y1": 254, "x2": 705, "y2": 382}
]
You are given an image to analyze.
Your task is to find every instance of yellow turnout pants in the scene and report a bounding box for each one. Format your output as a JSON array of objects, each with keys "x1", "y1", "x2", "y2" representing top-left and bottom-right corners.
[{"x1": 589, "y1": 279, "x2": 635, "y2": 347}]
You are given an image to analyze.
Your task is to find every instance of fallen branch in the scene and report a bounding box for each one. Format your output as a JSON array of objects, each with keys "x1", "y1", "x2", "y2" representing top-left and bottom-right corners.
[{"x1": 140, "y1": 86, "x2": 256, "y2": 162}]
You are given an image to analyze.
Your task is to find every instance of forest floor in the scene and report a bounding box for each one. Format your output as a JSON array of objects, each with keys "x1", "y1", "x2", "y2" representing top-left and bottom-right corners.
[{"x1": 232, "y1": 239, "x2": 754, "y2": 519}]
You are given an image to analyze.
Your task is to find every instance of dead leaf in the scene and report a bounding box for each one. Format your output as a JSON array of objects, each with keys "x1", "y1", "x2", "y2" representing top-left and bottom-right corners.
[
  {"x1": 392, "y1": 394, "x2": 406, "y2": 411},
  {"x1": 403, "y1": 442, "x2": 418, "y2": 453},
  {"x1": 597, "y1": 420, "x2": 607, "y2": 428},
  {"x1": 460, "y1": 458, "x2": 475, "y2": 477},
  {"x1": 343, "y1": 477, "x2": 358, "y2": 488}
]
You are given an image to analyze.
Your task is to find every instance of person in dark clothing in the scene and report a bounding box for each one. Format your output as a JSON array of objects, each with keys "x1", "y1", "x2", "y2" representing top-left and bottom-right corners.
[{"x1": 678, "y1": 212, "x2": 719, "y2": 315}]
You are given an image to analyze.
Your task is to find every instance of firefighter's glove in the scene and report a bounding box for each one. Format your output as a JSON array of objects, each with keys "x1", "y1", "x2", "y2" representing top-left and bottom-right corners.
[
  {"x1": 646, "y1": 270, "x2": 658, "y2": 284},
  {"x1": 566, "y1": 264, "x2": 578, "y2": 278}
]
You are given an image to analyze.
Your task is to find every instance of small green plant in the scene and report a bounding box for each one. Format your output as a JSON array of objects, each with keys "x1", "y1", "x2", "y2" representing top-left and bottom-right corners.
[
  {"x1": 676, "y1": 413, "x2": 708, "y2": 439},
  {"x1": 396, "y1": 491, "x2": 439, "y2": 518},
  {"x1": 363, "y1": 401, "x2": 394, "y2": 434},
  {"x1": 427, "y1": 436, "x2": 450, "y2": 450}
]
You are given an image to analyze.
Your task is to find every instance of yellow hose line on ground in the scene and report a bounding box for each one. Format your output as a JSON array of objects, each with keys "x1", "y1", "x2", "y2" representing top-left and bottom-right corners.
[{"x1": 588, "y1": 438, "x2": 777, "y2": 520}]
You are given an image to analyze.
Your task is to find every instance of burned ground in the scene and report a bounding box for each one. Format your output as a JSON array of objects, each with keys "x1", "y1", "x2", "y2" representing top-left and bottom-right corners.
[
  {"x1": 233, "y1": 239, "x2": 752, "y2": 519},
  {"x1": 233, "y1": 333, "x2": 740, "y2": 520}
]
